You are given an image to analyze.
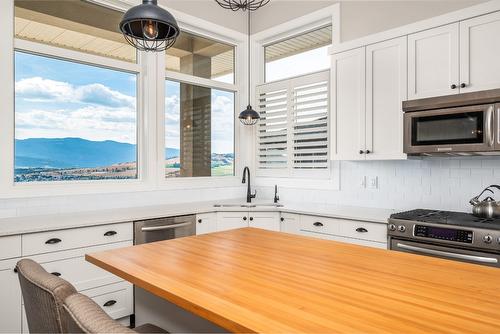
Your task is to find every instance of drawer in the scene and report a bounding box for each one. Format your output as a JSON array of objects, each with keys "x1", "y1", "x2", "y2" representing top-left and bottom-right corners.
[
  {"x1": 22, "y1": 222, "x2": 132, "y2": 256},
  {"x1": 338, "y1": 220, "x2": 387, "y2": 243},
  {"x1": 37, "y1": 243, "x2": 129, "y2": 292},
  {"x1": 82, "y1": 282, "x2": 133, "y2": 320},
  {"x1": 300, "y1": 230, "x2": 387, "y2": 249},
  {"x1": 0, "y1": 235, "x2": 21, "y2": 260},
  {"x1": 299, "y1": 215, "x2": 341, "y2": 235}
]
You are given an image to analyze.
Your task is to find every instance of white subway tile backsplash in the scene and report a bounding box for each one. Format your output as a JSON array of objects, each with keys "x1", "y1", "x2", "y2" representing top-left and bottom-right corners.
[{"x1": 258, "y1": 157, "x2": 500, "y2": 212}]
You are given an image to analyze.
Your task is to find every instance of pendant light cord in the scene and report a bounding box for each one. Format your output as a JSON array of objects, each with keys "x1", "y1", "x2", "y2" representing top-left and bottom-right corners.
[{"x1": 247, "y1": 8, "x2": 251, "y2": 105}]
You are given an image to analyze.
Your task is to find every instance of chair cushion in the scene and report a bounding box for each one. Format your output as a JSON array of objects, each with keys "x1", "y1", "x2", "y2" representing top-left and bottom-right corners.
[{"x1": 17, "y1": 259, "x2": 77, "y2": 333}]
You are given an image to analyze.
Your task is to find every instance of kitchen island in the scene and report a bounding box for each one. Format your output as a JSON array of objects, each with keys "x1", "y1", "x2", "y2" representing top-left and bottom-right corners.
[{"x1": 86, "y1": 228, "x2": 500, "y2": 333}]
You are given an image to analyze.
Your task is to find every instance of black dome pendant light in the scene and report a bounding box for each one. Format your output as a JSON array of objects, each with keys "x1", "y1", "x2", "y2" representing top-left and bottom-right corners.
[
  {"x1": 120, "y1": 0, "x2": 180, "y2": 52},
  {"x1": 239, "y1": 9, "x2": 261, "y2": 126}
]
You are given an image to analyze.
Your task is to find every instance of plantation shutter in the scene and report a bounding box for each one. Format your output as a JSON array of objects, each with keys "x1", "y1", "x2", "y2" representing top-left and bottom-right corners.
[
  {"x1": 256, "y1": 70, "x2": 329, "y2": 177},
  {"x1": 291, "y1": 71, "x2": 329, "y2": 171},
  {"x1": 256, "y1": 81, "x2": 289, "y2": 171}
]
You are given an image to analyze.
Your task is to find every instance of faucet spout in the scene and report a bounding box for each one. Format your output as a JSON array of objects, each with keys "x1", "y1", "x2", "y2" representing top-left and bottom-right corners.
[{"x1": 242, "y1": 167, "x2": 256, "y2": 203}]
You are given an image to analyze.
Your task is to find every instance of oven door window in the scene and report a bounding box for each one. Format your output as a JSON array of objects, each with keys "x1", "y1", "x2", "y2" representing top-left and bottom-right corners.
[{"x1": 411, "y1": 111, "x2": 484, "y2": 146}]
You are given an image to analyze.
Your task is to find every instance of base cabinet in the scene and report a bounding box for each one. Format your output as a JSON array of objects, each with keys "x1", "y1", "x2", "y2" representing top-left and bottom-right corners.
[
  {"x1": 216, "y1": 212, "x2": 248, "y2": 231},
  {"x1": 0, "y1": 267, "x2": 22, "y2": 333},
  {"x1": 248, "y1": 212, "x2": 280, "y2": 231},
  {"x1": 195, "y1": 213, "x2": 217, "y2": 235}
]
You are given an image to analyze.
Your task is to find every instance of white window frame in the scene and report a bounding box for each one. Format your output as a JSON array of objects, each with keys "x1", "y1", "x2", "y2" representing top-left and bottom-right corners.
[
  {"x1": 0, "y1": 0, "x2": 247, "y2": 197},
  {"x1": 157, "y1": 27, "x2": 245, "y2": 190},
  {"x1": 252, "y1": 4, "x2": 340, "y2": 190}
]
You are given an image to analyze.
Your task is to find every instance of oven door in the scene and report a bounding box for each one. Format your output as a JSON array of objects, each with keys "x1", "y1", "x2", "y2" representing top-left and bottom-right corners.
[
  {"x1": 390, "y1": 238, "x2": 500, "y2": 267},
  {"x1": 404, "y1": 104, "x2": 495, "y2": 154}
]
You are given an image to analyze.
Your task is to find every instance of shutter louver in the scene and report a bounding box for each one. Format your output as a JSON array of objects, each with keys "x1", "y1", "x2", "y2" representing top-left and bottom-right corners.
[
  {"x1": 292, "y1": 73, "x2": 329, "y2": 170},
  {"x1": 256, "y1": 70, "x2": 329, "y2": 176},
  {"x1": 257, "y1": 82, "x2": 289, "y2": 170}
]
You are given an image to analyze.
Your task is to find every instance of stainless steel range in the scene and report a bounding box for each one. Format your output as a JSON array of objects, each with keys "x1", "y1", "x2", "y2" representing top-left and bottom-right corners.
[{"x1": 388, "y1": 209, "x2": 500, "y2": 267}]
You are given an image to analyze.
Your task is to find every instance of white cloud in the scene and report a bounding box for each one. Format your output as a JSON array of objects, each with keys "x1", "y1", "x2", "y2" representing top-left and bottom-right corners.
[{"x1": 16, "y1": 77, "x2": 135, "y2": 108}]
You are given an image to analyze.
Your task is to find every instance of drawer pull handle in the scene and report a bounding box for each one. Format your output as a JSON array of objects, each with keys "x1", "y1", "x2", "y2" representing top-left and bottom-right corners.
[
  {"x1": 104, "y1": 231, "x2": 117, "y2": 237},
  {"x1": 313, "y1": 222, "x2": 324, "y2": 227},
  {"x1": 356, "y1": 227, "x2": 368, "y2": 233},
  {"x1": 103, "y1": 300, "x2": 117, "y2": 307},
  {"x1": 45, "y1": 238, "x2": 62, "y2": 245},
  {"x1": 51, "y1": 272, "x2": 61, "y2": 277}
]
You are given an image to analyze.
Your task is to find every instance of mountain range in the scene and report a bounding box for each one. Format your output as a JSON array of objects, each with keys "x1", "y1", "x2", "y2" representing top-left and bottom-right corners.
[{"x1": 15, "y1": 138, "x2": 181, "y2": 169}]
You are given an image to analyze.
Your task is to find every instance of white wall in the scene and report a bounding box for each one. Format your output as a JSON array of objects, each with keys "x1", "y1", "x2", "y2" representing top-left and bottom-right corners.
[
  {"x1": 250, "y1": 0, "x2": 485, "y2": 40},
  {"x1": 160, "y1": 0, "x2": 247, "y2": 33},
  {"x1": 256, "y1": 157, "x2": 500, "y2": 212}
]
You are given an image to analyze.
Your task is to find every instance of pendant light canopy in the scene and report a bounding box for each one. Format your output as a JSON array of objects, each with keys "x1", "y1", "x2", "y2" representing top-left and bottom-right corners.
[
  {"x1": 215, "y1": 0, "x2": 270, "y2": 11},
  {"x1": 120, "y1": 0, "x2": 180, "y2": 52},
  {"x1": 215, "y1": 1, "x2": 270, "y2": 125}
]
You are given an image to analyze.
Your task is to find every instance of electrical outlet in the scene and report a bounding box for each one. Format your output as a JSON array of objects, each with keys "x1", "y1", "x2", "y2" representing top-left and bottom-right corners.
[
  {"x1": 368, "y1": 176, "x2": 378, "y2": 190},
  {"x1": 361, "y1": 176, "x2": 367, "y2": 188}
]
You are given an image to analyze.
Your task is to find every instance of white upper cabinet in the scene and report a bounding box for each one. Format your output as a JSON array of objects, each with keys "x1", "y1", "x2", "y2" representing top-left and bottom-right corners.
[
  {"x1": 333, "y1": 38, "x2": 407, "y2": 161},
  {"x1": 408, "y1": 23, "x2": 460, "y2": 99},
  {"x1": 460, "y1": 11, "x2": 500, "y2": 93},
  {"x1": 331, "y1": 47, "x2": 366, "y2": 160},
  {"x1": 366, "y1": 37, "x2": 408, "y2": 160}
]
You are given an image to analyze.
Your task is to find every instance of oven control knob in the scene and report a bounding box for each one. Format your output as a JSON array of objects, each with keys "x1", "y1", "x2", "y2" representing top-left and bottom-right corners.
[
  {"x1": 388, "y1": 224, "x2": 397, "y2": 231},
  {"x1": 397, "y1": 225, "x2": 406, "y2": 232},
  {"x1": 483, "y1": 235, "x2": 493, "y2": 243}
]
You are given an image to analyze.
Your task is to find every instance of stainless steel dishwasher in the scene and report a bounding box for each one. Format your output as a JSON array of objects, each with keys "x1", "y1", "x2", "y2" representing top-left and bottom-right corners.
[
  {"x1": 134, "y1": 215, "x2": 196, "y2": 245},
  {"x1": 133, "y1": 215, "x2": 225, "y2": 333}
]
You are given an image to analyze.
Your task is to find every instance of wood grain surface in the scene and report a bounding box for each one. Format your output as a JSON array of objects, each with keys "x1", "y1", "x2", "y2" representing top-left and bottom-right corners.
[{"x1": 86, "y1": 228, "x2": 500, "y2": 333}]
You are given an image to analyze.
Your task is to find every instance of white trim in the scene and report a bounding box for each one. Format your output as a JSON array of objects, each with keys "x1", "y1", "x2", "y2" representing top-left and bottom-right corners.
[
  {"x1": 165, "y1": 70, "x2": 238, "y2": 93},
  {"x1": 331, "y1": 0, "x2": 500, "y2": 54},
  {"x1": 14, "y1": 39, "x2": 141, "y2": 73}
]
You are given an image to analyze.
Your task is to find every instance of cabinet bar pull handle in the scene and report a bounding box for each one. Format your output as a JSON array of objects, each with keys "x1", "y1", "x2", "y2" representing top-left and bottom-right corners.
[
  {"x1": 103, "y1": 300, "x2": 117, "y2": 307},
  {"x1": 356, "y1": 227, "x2": 368, "y2": 233},
  {"x1": 104, "y1": 231, "x2": 117, "y2": 237},
  {"x1": 45, "y1": 238, "x2": 62, "y2": 245}
]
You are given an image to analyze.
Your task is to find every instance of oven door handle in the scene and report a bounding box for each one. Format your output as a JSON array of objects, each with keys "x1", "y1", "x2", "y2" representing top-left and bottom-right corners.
[
  {"x1": 141, "y1": 222, "x2": 193, "y2": 232},
  {"x1": 396, "y1": 243, "x2": 498, "y2": 264}
]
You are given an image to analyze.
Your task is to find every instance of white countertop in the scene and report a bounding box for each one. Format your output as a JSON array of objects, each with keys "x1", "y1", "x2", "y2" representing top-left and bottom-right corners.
[{"x1": 0, "y1": 200, "x2": 394, "y2": 237}]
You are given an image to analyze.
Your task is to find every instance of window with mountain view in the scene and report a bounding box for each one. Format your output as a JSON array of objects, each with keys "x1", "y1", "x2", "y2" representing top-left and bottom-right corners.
[
  {"x1": 14, "y1": 51, "x2": 137, "y2": 182},
  {"x1": 165, "y1": 80, "x2": 234, "y2": 178}
]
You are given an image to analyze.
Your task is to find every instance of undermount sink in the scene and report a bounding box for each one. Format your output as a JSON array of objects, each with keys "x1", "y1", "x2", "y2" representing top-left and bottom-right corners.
[{"x1": 213, "y1": 203, "x2": 284, "y2": 208}]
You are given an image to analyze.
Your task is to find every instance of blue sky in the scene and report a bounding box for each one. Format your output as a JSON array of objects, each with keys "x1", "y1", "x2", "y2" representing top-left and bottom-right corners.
[{"x1": 15, "y1": 51, "x2": 137, "y2": 144}]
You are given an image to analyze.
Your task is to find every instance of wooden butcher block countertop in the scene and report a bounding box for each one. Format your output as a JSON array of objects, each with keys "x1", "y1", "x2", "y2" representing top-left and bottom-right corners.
[{"x1": 86, "y1": 228, "x2": 500, "y2": 333}]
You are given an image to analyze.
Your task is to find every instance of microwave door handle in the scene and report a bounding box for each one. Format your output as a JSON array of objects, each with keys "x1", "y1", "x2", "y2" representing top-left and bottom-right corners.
[
  {"x1": 486, "y1": 105, "x2": 494, "y2": 147},
  {"x1": 396, "y1": 243, "x2": 498, "y2": 264},
  {"x1": 141, "y1": 222, "x2": 192, "y2": 232},
  {"x1": 497, "y1": 105, "x2": 500, "y2": 145}
]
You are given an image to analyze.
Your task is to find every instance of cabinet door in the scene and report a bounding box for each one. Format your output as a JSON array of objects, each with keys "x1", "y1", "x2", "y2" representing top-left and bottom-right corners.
[
  {"x1": 460, "y1": 11, "x2": 500, "y2": 93},
  {"x1": 408, "y1": 23, "x2": 459, "y2": 99},
  {"x1": 366, "y1": 37, "x2": 407, "y2": 160},
  {"x1": 196, "y1": 213, "x2": 217, "y2": 235},
  {"x1": 280, "y1": 213, "x2": 301, "y2": 235},
  {"x1": 0, "y1": 268, "x2": 22, "y2": 333},
  {"x1": 332, "y1": 47, "x2": 366, "y2": 160},
  {"x1": 216, "y1": 212, "x2": 248, "y2": 232},
  {"x1": 248, "y1": 212, "x2": 280, "y2": 232}
]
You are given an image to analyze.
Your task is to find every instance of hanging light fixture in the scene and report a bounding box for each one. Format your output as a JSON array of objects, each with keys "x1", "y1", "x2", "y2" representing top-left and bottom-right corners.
[
  {"x1": 215, "y1": 1, "x2": 270, "y2": 125},
  {"x1": 215, "y1": 0, "x2": 270, "y2": 11},
  {"x1": 120, "y1": 0, "x2": 180, "y2": 52}
]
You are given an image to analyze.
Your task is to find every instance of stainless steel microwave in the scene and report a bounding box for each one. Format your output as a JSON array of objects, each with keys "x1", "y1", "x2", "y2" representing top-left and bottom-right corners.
[{"x1": 403, "y1": 89, "x2": 500, "y2": 156}]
